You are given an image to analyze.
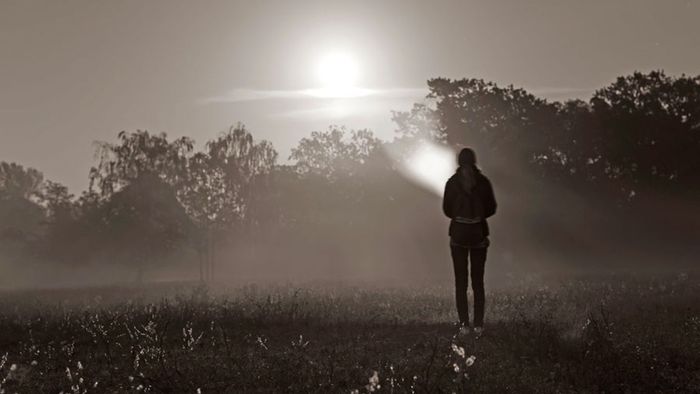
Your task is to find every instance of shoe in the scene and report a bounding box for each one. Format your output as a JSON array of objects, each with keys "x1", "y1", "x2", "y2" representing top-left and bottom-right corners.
[
  {"x1": 473, "y1": 326, "x2": 484, "y2": 336},
  {"x1": 458, "y1": 325, "x2": 471, "y2": 336}
]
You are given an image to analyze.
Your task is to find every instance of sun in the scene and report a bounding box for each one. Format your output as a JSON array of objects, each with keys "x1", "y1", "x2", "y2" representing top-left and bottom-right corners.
[
  {"x1": 311, "y1": 52, "x2": 367, "y2": 98},
  {"x1": 317, "y1": 52, "x2": 359, "y2": 88}
]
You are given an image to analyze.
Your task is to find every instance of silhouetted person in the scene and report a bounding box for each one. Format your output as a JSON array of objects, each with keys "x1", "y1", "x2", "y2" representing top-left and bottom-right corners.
[{"x1": 442, "y1": 148, "x2": 496, "y2": 335}]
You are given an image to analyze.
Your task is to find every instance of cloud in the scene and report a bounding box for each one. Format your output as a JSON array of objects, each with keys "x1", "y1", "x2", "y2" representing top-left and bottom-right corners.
[
  {"x1": 270, "y1": 105, "x2": 356, "y2": 120},
  {"x1": 201, "y1": 87, "x2": 426, "y2": 104},
  {"x1": 268, "y1": 91, "x2": 427, "y2": 120},
  {"x1": 201, "y1": 89, "x2": 306, "y2": 103},
  {"x1": 200, "y1": 85, "x2": 595, "y2": 105}
]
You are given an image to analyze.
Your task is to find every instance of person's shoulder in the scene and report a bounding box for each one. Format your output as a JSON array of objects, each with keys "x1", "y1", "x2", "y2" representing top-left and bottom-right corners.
[
  {"x1": 444, "y1": 174, "x2": 459, "y2": 192},
  {"x1": 446, "y1": 173, "x2": 459, "y2": 185},
  {"x1": 476, "y1": 170, "x2": 490, "y2": 182},
  {"x1": 476, "y1": 171, "x2": 493, "y2": 187}
]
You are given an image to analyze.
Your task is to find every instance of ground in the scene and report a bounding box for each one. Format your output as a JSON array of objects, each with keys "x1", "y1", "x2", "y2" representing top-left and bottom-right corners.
[{"x1": 0, "y1": 273, "x2": 698, "y2": 393}]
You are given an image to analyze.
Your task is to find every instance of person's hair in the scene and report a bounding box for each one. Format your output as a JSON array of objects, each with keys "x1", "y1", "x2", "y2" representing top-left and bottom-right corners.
[{"x1": 457, "y1": 147, "x2": 477, "y2": 167}]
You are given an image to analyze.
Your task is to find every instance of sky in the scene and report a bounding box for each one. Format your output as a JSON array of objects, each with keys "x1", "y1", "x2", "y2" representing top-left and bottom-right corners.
[{"x1": 1, "y1": 0, "x2": 700, "y2": 193}]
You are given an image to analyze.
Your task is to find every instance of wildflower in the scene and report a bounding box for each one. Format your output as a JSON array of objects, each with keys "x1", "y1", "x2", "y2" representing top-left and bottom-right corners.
[
  {"x1": 466, "y1": 355, "x2": 476, "y2": 367},
  {"x1": 453, "y1": 363, "x2": 460, "y2": 373},
  {"x1": 366, "y1": 370, "x2": 380, "y2": 392},
  {"x1": 292, "y1": 334, "x2": 309, "y2": 348},
  {"x1": 9, "y1": 364, "x2": 17, "y2": 372},
  {"x1": 451, "y1": 343, "x2": 466, "y2": 358},
  {"x1": 30, "y1": 360, "x2": 38, "y2": 366},
  {"x1": 77, "y1": 361, "x2": 83, "y2": 370}
]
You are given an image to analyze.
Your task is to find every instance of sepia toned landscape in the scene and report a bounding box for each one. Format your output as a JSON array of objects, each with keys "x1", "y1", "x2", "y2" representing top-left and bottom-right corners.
[{"x1": 2, "y1": 1, "x2": 700, "y2": 392}]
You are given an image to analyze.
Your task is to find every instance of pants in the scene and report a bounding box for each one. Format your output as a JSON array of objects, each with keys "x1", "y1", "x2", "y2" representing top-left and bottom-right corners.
[{"x1": 450, "y1": 244, "x2": 487, "y2": 327}]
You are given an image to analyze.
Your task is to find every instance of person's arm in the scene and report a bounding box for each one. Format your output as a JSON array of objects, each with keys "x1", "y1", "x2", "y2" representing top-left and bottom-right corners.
[
  {"x1": 483, "y1": 178, "x2": 497, "y2": 218},
  {"x1": 442, "y1": 179, "x2": 454, "y2": 219}
]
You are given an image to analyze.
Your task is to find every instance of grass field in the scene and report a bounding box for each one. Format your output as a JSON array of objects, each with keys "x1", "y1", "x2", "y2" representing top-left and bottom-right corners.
[{"x1": 0, "y1": 273, "x2": 698, "y2": 393}]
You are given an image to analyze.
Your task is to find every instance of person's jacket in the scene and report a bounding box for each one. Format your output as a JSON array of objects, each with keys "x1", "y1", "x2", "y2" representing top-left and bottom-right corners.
[{"x1": 442, "y1": 169, "x2": 497, "y2": 239}]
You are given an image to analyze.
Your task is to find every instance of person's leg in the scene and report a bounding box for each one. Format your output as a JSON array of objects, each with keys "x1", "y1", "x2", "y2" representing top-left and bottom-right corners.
[
  {"x1": 450, "y1": 244, "x2": 470, "y2": 326},
  {"x1": 470, "y1": 247, "x2": 487, "y2": 327}
]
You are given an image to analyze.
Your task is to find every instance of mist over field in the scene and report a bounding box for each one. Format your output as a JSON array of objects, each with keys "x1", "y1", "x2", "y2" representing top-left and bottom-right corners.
[
  {"x1": 3, "y1": 75, "x2": 700, "y2": 290},
  {"x1": 3, "y1": 76, "x2": 700, "y2": 290}
]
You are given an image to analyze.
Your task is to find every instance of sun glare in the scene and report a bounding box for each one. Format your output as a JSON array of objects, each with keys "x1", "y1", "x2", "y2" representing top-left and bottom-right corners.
[
  {"x1": 387, "y1": 139, "x2": 457, "y2": 196},
  {"x1": 317, "y1": 52, "x2": 359, "y2": 88},
  {"x1": 311, "y1": 52, "x2": 368, "y2": 98}
]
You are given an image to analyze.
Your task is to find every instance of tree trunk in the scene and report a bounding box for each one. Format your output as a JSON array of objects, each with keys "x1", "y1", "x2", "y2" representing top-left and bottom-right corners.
[
  {"x1": 209, "y1": 227, "x2": 215, "y2": 283},
  {"x1": 206, "y1": 226, "x2": 213, "y2": 282},
  {"x1": 198, "y1": 249, "x2": 204, "y2": 282}
]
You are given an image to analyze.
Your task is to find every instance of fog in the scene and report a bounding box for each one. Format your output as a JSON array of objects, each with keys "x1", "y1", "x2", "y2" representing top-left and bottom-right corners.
[
  {"x1": 2, "y1": 158, "x2": 698, "y2": 291},
  {"x1": 2, "y1": 73, "x2": 700, "y2": 291}
]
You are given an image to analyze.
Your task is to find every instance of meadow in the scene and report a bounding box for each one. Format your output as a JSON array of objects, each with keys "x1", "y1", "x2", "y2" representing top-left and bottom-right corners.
[{"x1": 0, "y1": 273, "x2": 698, "y2": 393}]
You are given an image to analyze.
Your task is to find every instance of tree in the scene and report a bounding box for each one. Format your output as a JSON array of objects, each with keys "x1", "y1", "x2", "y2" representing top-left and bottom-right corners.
[
  {"x1": 89, "y1": 130, "x2": 194, "y2": 198},
  {"x1": 0, "y1": 162, "x2": 45, "y2": 258},
  {"x1": 532, "y1": 71, "x2": 700, "y2": 202},
  {"x1": 392, "y1": 101, "x2": 444, "y2": 142},
  {"x1": 588, "y1": 71, "x2": 700, "y2": 198},
  {"x1": 95, "y1": 173, "x2": 192, "y2": 280},
  {"x1": 87, "y1": 131, "x2": 195, "y2": 276},
  {"x1": 290, "y1": 126, "x2": 381, "y2": 179},
  {"x1": 36, "y1": 180, "x2": 79, "y2": 263},
  {"x1": 424, "y1": 77, "x2": 560, "y2": 167},
  {"x1": 0, "y1": 161, "x2": 43, "y2": 200},
  {"x1": 177, "y1": 124, "x2": 277, "y2": 281},
  {"x1": 39, "y1": 181, "x2": 74, "y2": 223},
  {"x1": 204, "y1": 124, "x2": 278, "y2": 223}
]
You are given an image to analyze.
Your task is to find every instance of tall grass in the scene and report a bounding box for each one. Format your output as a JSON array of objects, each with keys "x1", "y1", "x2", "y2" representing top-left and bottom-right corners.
[{"x1": 0, "y1": 274, "x2": 698, "y2": 392}]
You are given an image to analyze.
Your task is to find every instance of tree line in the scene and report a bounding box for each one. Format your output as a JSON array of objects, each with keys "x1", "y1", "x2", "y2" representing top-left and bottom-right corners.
[{"x1": 2, "y1": 71, "x2": 699, "y2": 283}]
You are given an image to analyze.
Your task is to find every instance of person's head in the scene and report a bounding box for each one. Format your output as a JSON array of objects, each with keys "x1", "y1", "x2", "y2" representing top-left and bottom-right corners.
[{"x1": 457, "y1": 147, "x2": 477, "y2": 168}]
